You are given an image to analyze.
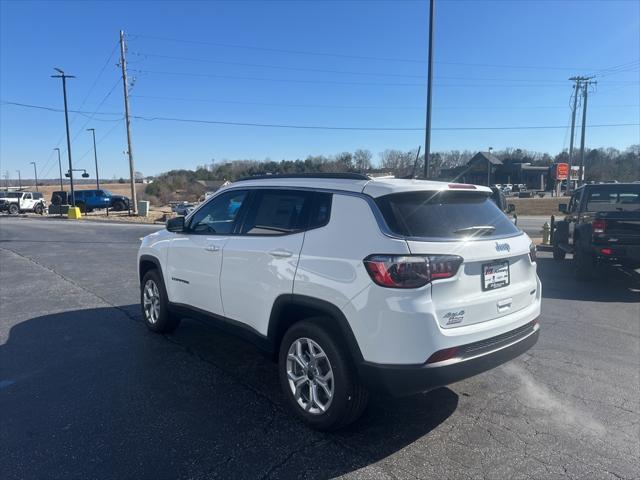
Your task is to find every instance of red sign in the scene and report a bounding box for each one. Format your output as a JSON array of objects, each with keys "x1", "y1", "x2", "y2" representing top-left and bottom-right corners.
[{"x1": 554, "y1": 163, "x2": 569, "y2": 180}]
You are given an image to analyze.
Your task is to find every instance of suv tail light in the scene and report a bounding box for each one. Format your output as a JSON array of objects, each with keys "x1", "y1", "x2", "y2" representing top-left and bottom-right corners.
[
  {"x1": 592, "y1": 219, "x2": 606, "y2": 235},
  {"x1": 529, "y1": 243, "x2": 537, "y2": 263},
  {"x1": 363, "y1": 254, "x2": 463, "y2": 289}
]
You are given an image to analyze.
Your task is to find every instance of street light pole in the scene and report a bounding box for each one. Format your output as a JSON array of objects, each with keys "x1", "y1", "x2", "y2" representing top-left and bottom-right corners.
[
  {"x1": 87, "y1": 128, "x2": 100, "y2": 190},
  {"x1": 54, "y1": 148, "x2": 63, "y2": 191},
  {"x1": 29, "y1": 162, "x2": 38, "y2": 192},
  {"x1": 51, "y1": 68, "x2": 76, "y2": 207},
  {"x1": 16, "y1": 170, "x2": 21, "y2": 189}
]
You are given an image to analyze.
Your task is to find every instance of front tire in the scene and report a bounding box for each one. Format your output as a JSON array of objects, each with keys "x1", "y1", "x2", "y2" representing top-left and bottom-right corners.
[
  {"x1": 112, "y1": 200, "x2": 126, "y2": 211},
  {"x1": 140, "y1": 270, "x2": 181, "y2": 333},
  {"x1": 33, "y1": 203, "x2": 43, "y2": 215},
  {"x1": 279, "y1": 319, "x2": 369, "y2": 431}
]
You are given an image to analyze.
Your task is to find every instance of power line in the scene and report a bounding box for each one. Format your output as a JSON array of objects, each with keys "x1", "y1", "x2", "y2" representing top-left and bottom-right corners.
[
  {"x1": 129, "y1": 51, "x2": 639, "y2": 85},
  {"x1": 131, "y1": 68, "x2": 639, "y2": 88},
  {"x1": 128, "y1": 32, "x2": 635, "y2": 72},
  {"x1": 128, "y1": 95, "x2": 640, "y2": 111},
  {"x1": 39, "y1": 41, "x2": 120, "y2": 176},
  {"x1": 130, "y1": 114, "x2": 638, "y2": 132},
  {"x1": 1, "y1": 101, "x2": 122, "y2": 116},
  {"x1": 39, "y1": 78, "x2": 122, "y2": 180},
  {"x1": 4, "y1": 100, "x2": 638, "y2": 132},
  {"x1": 74, "y1": 121, "x2": 123, "y2": 168}
]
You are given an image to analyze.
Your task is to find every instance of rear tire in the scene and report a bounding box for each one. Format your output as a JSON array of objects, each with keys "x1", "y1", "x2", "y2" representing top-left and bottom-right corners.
[
  {"x1": 279, "y1": 319, "x2": 369, "y2": 431},
  {"x1": 140, "y1": 269, "x2": 181, "y2": 333},
  {"x1": 574, "y1": 247, "x2": 595, "y2": 280},
  {"x1": 76, "y1": 202, "x2": 86, "y2": 213},
  {"x1": 8, "y1": 204, "x2": 19, "y2": 215}
]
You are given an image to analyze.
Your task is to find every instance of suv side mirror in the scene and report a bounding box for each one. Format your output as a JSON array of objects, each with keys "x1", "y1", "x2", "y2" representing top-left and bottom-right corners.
[
  {"x1": 558, "y1": 203, "x2": 568, "y2": 213},
  {"x1": 166, "y1": 216, "x2": 185, "y2": 233},
  {"x1": 507, "y1": 203, "x2": 516, "y2": 214}
]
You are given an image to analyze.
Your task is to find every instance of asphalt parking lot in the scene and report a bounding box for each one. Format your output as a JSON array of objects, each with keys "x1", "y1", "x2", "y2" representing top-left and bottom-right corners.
[{"x1": 1, "y1": 216, "x2": 638, "y2": 480}]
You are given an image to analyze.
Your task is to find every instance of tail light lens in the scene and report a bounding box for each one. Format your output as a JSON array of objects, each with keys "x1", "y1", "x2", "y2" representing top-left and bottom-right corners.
[
  {"x1": 529, "y1": 243, "x2": 537, "y2": 263},
  {"x1": 363, "y1": 254, "x2": 463, "y2": 288},
  {"x1": 592, "y1": 219, "x2": 606, "y2": 235}
]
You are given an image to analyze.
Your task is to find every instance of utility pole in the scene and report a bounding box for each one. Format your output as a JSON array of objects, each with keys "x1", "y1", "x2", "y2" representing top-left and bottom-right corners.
[
  {"x1": 51, "y1": 68, "x2": 76, "y2": 207},
  {"x1": 54, "y1": 148, "x2": 63, "y2": 191},
  {"x1": 30, "y1": 162, "x2": 38, "y2": 192},
  {"x1": 578, "y1": 79, "x2": 596, "y2": 187},
  {"x1": 87, "y1": 128, "x2": 101, "y2": 190},
  {"x1": 120, "y1": 30, "x2": 138, "y2": 214},
  {"x1": 567, "y1": 78, "x2": 580, "y2": 194},
  {"x1": 423, "y1": 0, "x2": 435, "y2": 179},
  {"x1": 16, "y1": 170, "x2": 21, "y2": 189}
]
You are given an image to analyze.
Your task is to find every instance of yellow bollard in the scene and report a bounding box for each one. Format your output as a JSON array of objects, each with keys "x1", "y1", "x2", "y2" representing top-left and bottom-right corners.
[
  {"x1": 541, "y1": 222, "x2": 550, "y2": 245},
  {"x1": 67, "y1": 207, "x2": 82, "y2": 220}
]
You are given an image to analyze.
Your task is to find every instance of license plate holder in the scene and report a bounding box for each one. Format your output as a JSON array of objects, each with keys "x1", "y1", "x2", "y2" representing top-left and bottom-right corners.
[{"x1": 482, "y1": 260, "x2": 510, "y2": 291}]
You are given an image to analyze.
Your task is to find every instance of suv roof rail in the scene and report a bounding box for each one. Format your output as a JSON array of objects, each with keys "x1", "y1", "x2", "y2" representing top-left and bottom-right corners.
[{"x1": 235, "y1": 173, "x2": 371, "y2": 182}]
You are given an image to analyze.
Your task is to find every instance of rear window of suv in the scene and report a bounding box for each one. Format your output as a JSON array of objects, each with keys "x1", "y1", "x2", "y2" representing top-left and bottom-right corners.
[
  {"x1": 375, "y1": 190, "x2": 520, "y2": 239},
  {"x1": 584, "y1": 185, "x2": 640, "y2": 212}
]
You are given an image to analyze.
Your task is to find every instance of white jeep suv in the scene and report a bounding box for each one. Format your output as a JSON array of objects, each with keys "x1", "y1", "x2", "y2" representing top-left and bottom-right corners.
[{"x1": 138, "y1": 174, "x2": 541, "y2": 430}]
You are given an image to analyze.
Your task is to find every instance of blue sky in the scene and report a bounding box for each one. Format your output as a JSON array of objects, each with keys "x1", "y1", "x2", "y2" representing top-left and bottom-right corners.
[{"x1": 1, "y1": 0, "x2": 639, "y2": 180}]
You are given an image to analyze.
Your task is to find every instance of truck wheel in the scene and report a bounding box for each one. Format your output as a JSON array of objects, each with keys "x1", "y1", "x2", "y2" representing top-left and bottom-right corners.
[
  {"x1": 76, "y1": 202, "x2": 86, "y2": 213},
  {"x1": 112, "y1": 200, "x2": 126, "y2": 211},
  {"x1": 33, "y1": 203, "x2": 43, "y2": 215},
  {"x1": 553, "y1": 245, "x2": 566, "y2": 261},
  {"x1": 140, "y1": 269, "x2": 181, "y2": 333},
  {"x1": 8, "y1": 204, "x2": 19, "y2": 215},
  {"x1": 574, "y1": 248, "x2": 595, "y2": 280},
  {"x1": 279, "y1": 319, "x2": 369, "y2": 431}
]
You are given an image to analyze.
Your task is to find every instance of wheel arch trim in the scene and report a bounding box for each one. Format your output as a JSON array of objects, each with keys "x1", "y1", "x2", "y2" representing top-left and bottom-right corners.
[
  {"x1": 267, "y1": 294, "x2": 365, "y2": 364},
  {"x1": 138, "y1": 254, "x2": 166, "y2": 289}
]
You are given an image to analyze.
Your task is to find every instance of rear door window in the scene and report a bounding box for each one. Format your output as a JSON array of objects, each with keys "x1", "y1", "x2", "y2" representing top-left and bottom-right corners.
[
  {"x1": 375, "y1": 190, "x2": 520, "y2": 239},
  {"x1": 241, "y1": 189, "x2": 312, "y2": 235}
]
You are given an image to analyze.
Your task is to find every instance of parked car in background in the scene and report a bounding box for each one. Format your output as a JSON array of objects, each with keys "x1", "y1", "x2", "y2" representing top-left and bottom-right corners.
[
  {"x1": 50, "y1": 189, "x2": 130, "y2": 212},
  {"x1": 173, "y1": 202, "x2": 196, "y2": 216},
  {"x1": 0, "y1": 191, "x2": 46, "y2": 215},
  {"x1": 553, "y1": 183, "x2": 640, "y2": 278}
]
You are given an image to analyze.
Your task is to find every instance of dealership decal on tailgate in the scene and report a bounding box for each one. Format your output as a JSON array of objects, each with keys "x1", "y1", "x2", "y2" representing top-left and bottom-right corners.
[{"x1": 482, "y1": 260, "x2": 510, "y2": 291}]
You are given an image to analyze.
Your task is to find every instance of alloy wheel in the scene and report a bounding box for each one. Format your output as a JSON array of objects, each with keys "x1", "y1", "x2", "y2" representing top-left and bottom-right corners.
[
  {"x1": 143, "y1": 279, "x2": 161, "y2": 324},
  {"x1": 286, "y1": 337, "x2": 334, "y2": 415}
]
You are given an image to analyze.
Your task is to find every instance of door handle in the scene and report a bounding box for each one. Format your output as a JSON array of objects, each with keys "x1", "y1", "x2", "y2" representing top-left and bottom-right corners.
[
  {"x1": 269, "y1": 249, "x2": 293, "y2": 258},
  {"x1": 205, "y1": 245, "x2": 220, "y2": 252}
]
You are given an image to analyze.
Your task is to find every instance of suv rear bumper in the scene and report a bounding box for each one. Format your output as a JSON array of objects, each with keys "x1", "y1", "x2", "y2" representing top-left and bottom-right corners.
[{"x1": 358, "y1": 320, "x2": 539, "y2": 396}]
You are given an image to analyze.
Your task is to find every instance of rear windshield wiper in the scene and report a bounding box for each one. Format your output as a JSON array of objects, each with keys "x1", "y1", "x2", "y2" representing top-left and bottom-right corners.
[{"x1": 454, "y1": 225, "x2": 496, "y2": 236}]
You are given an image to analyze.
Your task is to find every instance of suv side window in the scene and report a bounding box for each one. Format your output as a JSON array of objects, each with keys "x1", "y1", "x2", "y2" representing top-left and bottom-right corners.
[
  {"x1": 240, "y1": 189, "x2": 312, "y2": 235},
  {"x1": 24, "y1": 193, "x2": 32, "y2": 200},
  {"x1": 309, "y1": 192, "x2": 332, "y2": 229},
  {"x1": 188, "y1": 190, "x2": 247, "y2": 234}
]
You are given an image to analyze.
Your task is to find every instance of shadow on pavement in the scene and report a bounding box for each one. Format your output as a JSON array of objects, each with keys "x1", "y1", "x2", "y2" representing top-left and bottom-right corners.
[
  {"x1": 0, "y1": 306, "x2": 458, "y2": 479},
  {"x1": 537, "y1": 256, "x2": 640, "y2": 303}
]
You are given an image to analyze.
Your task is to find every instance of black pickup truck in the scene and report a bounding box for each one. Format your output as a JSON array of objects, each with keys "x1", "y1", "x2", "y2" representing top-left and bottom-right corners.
[{"x1": 553, "y1": 183, "x2": 640, "y2": 278}]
